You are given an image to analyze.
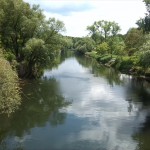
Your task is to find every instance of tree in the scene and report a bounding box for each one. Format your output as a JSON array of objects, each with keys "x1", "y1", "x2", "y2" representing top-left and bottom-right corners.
[
  {"x1": 87, "y1": 24, "x2": 103, "y2": 44},
  {"x1": 136, "y1": 0, "x2": 150, "y2": 33},
  {"x1": 0, "y1": 0, "x2": 65, "y2": 78},
  {"x1": 109, "y1": 36, "x2": 125, "y2": 56},
  {"x1": 22, "y1": 38, "x2": 46, "y2": 78},
  {"x1": 125, "y1": 28, "x2": 144, "y2": 55},
  {"x1": 74, "y1": 37, "x2": 95, "y2": 54},
  {"x1": 139, "y1": 35, "x2": 150, "y2": 68},
  {"x1": 87, "y1": 20, "x2": 120, "y2": 42},
  {"x1": 0, "y1": 0, "x2": 45, "y2": 61},
  {"x1": 61, "y1": 36, "x2": 73, "y2": 53}
]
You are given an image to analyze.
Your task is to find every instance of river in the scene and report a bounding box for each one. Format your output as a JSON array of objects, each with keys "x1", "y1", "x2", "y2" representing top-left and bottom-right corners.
[{"x1": 0, "y1": 56, "x2": 150, "y2": 150}]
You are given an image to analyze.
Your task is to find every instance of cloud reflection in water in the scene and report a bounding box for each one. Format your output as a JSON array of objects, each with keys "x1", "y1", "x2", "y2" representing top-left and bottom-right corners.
[{"x1": 44, "y1": 57, "x2": 148, "y2": 150}]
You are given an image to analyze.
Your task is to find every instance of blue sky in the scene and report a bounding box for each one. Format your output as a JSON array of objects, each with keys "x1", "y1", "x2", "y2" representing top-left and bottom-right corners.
[{"x1": 24, "y1": 0, "x2": 146, "y2": 37}]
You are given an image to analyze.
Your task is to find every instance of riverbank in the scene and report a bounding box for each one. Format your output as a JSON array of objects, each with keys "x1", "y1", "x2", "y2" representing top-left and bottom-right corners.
[
  {"x1": 0, "y1": 50, "x2": 21, "y2": 115},
  {"x1": 85, "y1": 52, "x2": 150, "y2": 82}
]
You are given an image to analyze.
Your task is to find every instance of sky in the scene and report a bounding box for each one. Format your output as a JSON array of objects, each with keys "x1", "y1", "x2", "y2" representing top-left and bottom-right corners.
[{"x1": 23, "y1": 0, "x2": 147, "y2": 37}]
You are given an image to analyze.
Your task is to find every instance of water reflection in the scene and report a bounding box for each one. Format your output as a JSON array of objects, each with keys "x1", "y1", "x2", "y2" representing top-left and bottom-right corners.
[
  {"x1": 76, "y1": 56, "x2": 123, "y2": 86},
  {"x1": 124, "y1": 79, "x2": 150, "y2": 150},
  {"x1": 44, "y1": 56, "x2": 150, "y2": 150},
  {"x1": 0, "y1": 78, "x2": 70, "y2": 150},
  {"x1": 76, "y1": 57, "x2": 150, "y2": 150},
  {"x1": 0, "y1": 56, "x2": 150, "y2": 150},
  {"x1": 133, "y1": 115, "x2": 150, "y2": 150},
  {"x1": 45, "y1": 58, "x2": 135, "y2": 150}
]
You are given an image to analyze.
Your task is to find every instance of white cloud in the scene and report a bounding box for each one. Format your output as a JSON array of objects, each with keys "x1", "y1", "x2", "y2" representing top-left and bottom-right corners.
[{"x1": 24, "y1": 0, "x2": 146, "y2": 37}]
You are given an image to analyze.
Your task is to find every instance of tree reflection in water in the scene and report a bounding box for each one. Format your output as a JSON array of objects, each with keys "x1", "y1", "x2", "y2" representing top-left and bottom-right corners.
[
  {"x1": 0, "y1": 78, "x2": 70, "y2": 147},
  {"x1": 133, "y1": 115, "x2": 150, "y2": 150},
  {"x1": 77, "y1": 56, "x2": 150, "y2": 150},
  {"x1": 76, "y1": 56, "x2": 123, "y2": 86},
  {"x1": 1, "y1": 55, "x2": 150, "y2": 150},
  {"x1": 125, "y1": 79, "x2": 150, "y2": 150}
]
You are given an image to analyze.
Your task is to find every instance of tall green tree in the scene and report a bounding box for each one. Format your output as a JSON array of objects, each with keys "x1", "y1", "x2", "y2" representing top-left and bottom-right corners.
[
  {"x1": 108, "y1": 36, "x2": 125, "y2": 56},
  {"x1": 0, "y1": 0, "x2": 65, "y2": 78},
  {"x1": 0, "y1": 0, "x2": 44, "y2": 61},
  {"x1": 87, "y1": 24, "x2": 103, "y2": 44},
  {"x1": 124, "y1": 28, "x2": 144, "y2": 55},
  {"x1": 74, "y1": 37, "x2": 95, "y2": 54},
  {"x1": 87, "y1": 20, "x2": 120, "y2": 42},
  {"x1": 136, "y1": 0, "x2": 150, "y2": 33}
]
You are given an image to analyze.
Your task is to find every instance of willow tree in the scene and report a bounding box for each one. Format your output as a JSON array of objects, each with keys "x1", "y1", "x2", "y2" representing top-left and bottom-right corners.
[{"x1": 0, "y1": 0, "x2": 65, "y2": 78}]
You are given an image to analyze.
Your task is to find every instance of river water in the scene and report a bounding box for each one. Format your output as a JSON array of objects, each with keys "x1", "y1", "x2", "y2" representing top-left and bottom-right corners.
[{"x1": 0, "y1": 56, "x2": 150, "y2": 150}]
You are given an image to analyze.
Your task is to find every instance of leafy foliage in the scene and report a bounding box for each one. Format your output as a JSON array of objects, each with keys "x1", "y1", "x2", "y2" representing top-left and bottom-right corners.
[
  {"x1": 0, "y1": 0, "x2": 65, "y2": 78},
  {"x1": 0, "y1": 49, "x2": 21, "y2": 115},
  {"x1": 87, "y1": 20, "x2": 120, "y2": 42},
  {"x1": 96, "y1": 42, "x2": 110, "y2": 55},
  {"x1": 139, "y1": 38, "x2": 150, "y2": 68},
  {"x1": 74, "y1": 37, "x2": 95, "y2": 54},
  {"x1": 125, "y1": 28, "x2": 144, "y2": 50},
  {"x1": 136, "y1": 0, "x2": 150, "y2": 33},
  {"x1": 108, "y1": 36, "x2": 125, "y2": 56}
]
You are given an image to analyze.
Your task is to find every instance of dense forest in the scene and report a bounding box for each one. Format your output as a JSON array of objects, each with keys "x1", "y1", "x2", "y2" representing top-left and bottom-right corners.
[{"x1": 0, "y1": 0, "x2": 150, "y2": 115}]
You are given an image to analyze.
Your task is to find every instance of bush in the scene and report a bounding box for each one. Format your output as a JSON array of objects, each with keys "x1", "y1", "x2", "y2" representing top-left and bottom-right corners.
[
  {"x1": 98, "y1": 54, "x2": 112, "y2": 64},
  {"x1": 4, "y1": 51, "x2": 16, "y2": 62},
  {"x1": 96, "y1": 42, "x2": 109, "y2": 55},
  {"x1": 139, "y1": 38, "x2": 150, "y2": 68},
  {"x1": 145, "y1": 68, "x2": 150, "y2": 77},
  {"x1": 130, "y1": 66, "x2": 145, "y2": 75},
  {"x1": 0, "y1": 50, "x2": 21, "y2": 115},
  {"x1": 139, "y1": 50, "x2": 150, "y2": 68},
  {"x1": 116, "y1": 56, "x2": 135, "y2": 71},
  {"x1": 85, "y1": 51, "x2": 98, "y2": 58}
]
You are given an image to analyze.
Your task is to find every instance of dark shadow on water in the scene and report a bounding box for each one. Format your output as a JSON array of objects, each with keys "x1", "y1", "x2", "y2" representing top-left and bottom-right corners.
[
  {"x1": 76, "y1": 56, "x2": 123, "y2": 86},
  {"x1": 125, "y1": 79, "x2": 150, "y2": 106},
  {"x1": 132, "y1": 114, "x2": 150, "y2": 150},
  {"x1": 0, "y1": 78, "x2": 71, "y2": 149}
]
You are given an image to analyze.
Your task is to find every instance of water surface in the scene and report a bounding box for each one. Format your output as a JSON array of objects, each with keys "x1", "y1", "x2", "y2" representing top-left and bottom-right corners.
[{"x1": 0, "y1": 56, "x2": 150, "y2": 150}]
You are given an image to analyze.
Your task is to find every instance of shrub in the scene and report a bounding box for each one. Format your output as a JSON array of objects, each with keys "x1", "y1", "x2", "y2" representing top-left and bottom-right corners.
[
  {"x1": 98, "y1": 54, "x2": 112, "y2": 64},
  {"x1": 0, "y1": 50, "x2": 21, "y2": 115},
  {"x1": 139, "y1": 50, "x2": 150, "y2": 68},
  {"x1": 116, "y1": 56, "x2": 134, "y2": 71},
  {"x1": 85, "y1": 51, "x2": 98, "y2": 58},
  {"x1": 96, "y1": 42, "x2": 109, "y2": 55},
  {"x1": 145, "y1": 68, "x2": 150, "y2": 77}
]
